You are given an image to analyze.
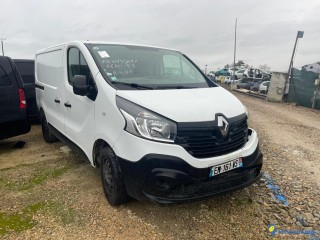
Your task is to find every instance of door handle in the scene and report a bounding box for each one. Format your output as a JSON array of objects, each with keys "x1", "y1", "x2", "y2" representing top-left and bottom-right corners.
[
  {"x1": 64, "y1": 101, "x2": 72, "y2": 108},
  {"x1": 54, "y1": 98, "x2": 60, "y2": 103}
]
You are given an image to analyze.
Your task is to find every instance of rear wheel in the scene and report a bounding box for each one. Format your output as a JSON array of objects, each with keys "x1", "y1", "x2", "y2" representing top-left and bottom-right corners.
[
  {"x1": 99, "y1": 146, "x2": 129, "y2": 206},
  {"x1": 41, "y1": 111, "x2": 58, "y2": 143}
]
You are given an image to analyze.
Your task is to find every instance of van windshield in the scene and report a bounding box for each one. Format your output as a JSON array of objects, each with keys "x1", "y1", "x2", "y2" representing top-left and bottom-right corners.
[{"x1": 86, "y1": 44, "x2": 212, "y2": 90}]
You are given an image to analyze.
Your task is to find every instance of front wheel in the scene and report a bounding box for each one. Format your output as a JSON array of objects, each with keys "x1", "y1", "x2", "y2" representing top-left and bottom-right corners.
[{"x1": 100, "y1": 147, "x2": 129, "y2": 206}]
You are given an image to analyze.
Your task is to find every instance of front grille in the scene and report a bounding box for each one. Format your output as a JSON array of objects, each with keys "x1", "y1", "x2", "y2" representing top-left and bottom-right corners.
[
  {"x1": 176, "y1": 115, "x2": 248, "y2": 158},
  {"x1": 149, "y1": 167, "x2": 260, "y2": 200}
]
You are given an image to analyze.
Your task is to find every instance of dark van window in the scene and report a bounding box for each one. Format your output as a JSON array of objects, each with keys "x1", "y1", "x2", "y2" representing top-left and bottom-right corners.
[
  {"x1": 0, "y1": 67, "x2": 11, "y2": 87},
  {"x1": 15, "y1": 62, "x2": 35, "y2": 84},
  {"x1": 67, "y1": 48, "x2": 93, "y2": 85}
]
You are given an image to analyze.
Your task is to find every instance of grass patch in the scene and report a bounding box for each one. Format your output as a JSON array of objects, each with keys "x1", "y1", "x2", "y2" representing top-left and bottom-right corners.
[
  {"x1": 0, "y1": 202, "x2": 46, "y2": 235},
  {"x1": 0, "y1": 163, "x2": 74, "y2": 191},
  {"x1": 19, "y1": 165, "x2": 71, "y2": 191},
  {"x1": 49, "y1": 203, "x2": 76, "y2": 225},
  {"x1": 0, "y1": 201, "x2": 76, "y2": 235},
  {"x1": 235, "y1": 197, "x2": 253, "y2": 206}
]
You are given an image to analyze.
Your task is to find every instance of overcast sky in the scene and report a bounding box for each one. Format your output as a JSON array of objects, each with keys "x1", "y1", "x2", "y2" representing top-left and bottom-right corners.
[{"x1": 1, "y1": 0, "x2": 319, "y2": 71}]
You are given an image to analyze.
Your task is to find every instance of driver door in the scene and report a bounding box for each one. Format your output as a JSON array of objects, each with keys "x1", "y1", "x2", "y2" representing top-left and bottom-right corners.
[{"x1": 64, "y1": 47, "x2": 95, "y2": 159}]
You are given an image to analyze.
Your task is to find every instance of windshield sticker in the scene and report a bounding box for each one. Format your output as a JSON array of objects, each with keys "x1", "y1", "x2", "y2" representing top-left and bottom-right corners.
[
  {"x1": 98, "y1": 51, "x2": 110, "y2": 58},
  {"x1": 101, "y1": 59, "x2": 138, "y2": 77}
]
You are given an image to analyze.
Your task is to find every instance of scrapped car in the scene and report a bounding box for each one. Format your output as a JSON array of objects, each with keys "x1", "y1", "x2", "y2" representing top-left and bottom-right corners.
[
  {"x1": 259, "y1": 81, "x2": 270, "y2": 94},
  {"x1": 224, "y1": 76, "x2": 231, "y2": 84},
  {"x1": 35, "y1": 41, "x2": 263, "y2": 205},
  {"x1": 250, "y1": 81, "x2": 263, "y2": 92},
  {"x1": 237, "y1": 79, "x2": 254, "y2": 90},
  {"x1": 244, "y1": 68, "x2": 271, "y2": 80},
  {"x1": 0, "y1": 56, "x2": 30, "y2": 140},
  {"x1": 215, "y1": 69, "x2": 230, "y2": 77},
  {"x1": 235, "y1": 69, "x2": 245, "y2": 79}
]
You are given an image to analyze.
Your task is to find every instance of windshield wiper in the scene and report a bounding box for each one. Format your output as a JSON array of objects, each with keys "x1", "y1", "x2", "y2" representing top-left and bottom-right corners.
[{"x1": 111, "y1": 81, "x2": 154, "y2": 90}]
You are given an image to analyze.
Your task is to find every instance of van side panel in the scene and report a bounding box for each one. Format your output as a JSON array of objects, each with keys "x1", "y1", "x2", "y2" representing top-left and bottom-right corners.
[{"x1": 36, "y1": 48, "x2": 65, "y2": 134}]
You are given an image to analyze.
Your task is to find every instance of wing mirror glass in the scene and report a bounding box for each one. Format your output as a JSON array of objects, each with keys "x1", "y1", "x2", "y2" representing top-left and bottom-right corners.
[{"x1": 73, "y1": 75, "x2": 90, "y2": 96}]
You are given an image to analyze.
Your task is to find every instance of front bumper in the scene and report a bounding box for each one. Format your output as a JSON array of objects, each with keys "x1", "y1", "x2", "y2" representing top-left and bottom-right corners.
[{"x1": 118, "y1": 144, "x2": 263, "y2": 203}]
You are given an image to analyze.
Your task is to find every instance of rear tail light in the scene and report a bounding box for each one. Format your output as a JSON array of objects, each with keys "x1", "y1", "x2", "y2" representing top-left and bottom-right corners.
[{"x1": 19, "y1": 88, "x2": 26, "y2": 109}]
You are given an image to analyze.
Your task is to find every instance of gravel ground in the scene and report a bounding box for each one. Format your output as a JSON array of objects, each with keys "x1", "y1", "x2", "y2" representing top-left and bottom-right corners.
[{"x1": 0, "y1": 91, "x2": 319, "y2": 239}]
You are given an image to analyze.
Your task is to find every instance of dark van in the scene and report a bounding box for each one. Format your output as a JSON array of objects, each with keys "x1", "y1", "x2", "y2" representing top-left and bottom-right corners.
[
  {"x1": 14, "y1": 59, "x2": 39, "y2": 121},
  {"x1": 0, "y1": 56, "x2": 30, "y2": 140}
]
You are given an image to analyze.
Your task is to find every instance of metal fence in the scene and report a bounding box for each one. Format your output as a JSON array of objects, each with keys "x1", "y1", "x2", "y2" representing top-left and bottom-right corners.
[{"x1": 288, "y1": 68, "x2": 320, "y2": 110}]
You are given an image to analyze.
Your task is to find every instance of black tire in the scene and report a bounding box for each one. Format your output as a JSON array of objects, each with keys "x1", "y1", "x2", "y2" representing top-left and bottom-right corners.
[
  {"x1": 100, "y1": 147, "x2": 129, "y2": 206},
  {"x1": 41, "y1": 111, "x2": 58, "y2": 143}
]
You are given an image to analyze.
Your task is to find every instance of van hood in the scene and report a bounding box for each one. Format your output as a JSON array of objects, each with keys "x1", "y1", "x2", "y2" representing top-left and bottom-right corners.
[{"x1": 116, "y1": 87, "x2": 246, "y2": 122}]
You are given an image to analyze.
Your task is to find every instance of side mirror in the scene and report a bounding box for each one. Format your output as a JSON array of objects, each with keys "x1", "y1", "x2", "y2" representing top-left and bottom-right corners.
[{"x1": 73, "y1": 75, "x2": 90, "y2": 96}]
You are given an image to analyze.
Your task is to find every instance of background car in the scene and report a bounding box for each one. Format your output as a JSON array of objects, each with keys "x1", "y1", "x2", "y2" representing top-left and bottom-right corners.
[
  {"x1": 208, "y1": 74, "x2": 216, "y2": 82},
  {"x1": 250, "y1": 81, "x2": 263, "y2": 92},
  {"x1": 0, "y1": 56, "x2": 31, "y2": 140},
  {"x1": 14, "y1": 59, "x2": 39, "y2": 122},
  {"x1": 207, "y1": 71, "x2": 215, "y2": 78},
  {"x1": 243, "y1": 68, "x2": 271, "y2": 80},
  {"x1": 259, "y1": 81, "x2": 270, "y2": 94},
  {"x1": 235, "y1": 69, "x2": 245, "y2": 79},
  {"x1": 215, "y1": 68, "x2": 230, "y2": 77},
  {"x1": 237, "y1": 79, "x2": 254, "y2": 90},
  {"x1": 227, "y1": 67, "x2": 239, "y2": 75},
  {"x1": 224, "y1": 76, "x2": 231, "y2": 84}
]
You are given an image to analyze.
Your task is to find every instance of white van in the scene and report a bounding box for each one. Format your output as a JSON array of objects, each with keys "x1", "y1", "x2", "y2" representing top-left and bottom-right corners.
[{"x1": 35, "y1": 41, "x2": 263, "y2": 205}]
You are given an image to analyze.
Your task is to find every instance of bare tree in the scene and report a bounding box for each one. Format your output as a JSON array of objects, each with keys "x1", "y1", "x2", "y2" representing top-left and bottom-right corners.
[
  {"x1": 259, "y1": 64, "x2": 271, "y2": 72},
  {"x1": 236, "y1": 60, "x2": 245, "y2": 67}
]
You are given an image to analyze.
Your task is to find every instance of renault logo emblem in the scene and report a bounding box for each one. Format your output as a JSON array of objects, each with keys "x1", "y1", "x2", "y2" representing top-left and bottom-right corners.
[{"x1": 217, "y1": 116, "x2": 229, "y2": 136}]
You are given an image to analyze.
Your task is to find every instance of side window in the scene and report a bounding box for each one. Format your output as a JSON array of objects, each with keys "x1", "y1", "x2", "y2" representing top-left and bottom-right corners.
[
  {"x1": 68, "y1": 48, "x2": 93, "y2": 85},
  {"x1": 0, "y1": 67, "x2": 11, "y2": 87}
]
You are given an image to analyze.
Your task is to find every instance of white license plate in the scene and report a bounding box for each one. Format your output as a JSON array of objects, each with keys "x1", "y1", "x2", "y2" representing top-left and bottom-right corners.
[{"x1": 209, "y1": 158, "x2": 243, "y2": 177}]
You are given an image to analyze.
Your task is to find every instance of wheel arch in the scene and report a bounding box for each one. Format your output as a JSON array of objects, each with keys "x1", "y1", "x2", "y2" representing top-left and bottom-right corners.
[{"x1": 92, "y1": 139, "x2": 112, "y2": 167}]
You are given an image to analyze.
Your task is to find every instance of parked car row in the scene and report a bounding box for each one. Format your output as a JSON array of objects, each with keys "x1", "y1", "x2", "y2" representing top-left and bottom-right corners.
[
  {"x1": 210, "y1": 67, "x2": 271, "y2": 81},
  {"x1": 234, "y1": 79, "x2": 270, "y2": 94}
]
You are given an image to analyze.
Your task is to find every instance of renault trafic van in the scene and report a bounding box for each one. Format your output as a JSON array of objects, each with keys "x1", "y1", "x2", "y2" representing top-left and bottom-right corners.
[{"x1": 35, "y1": 41, "x2": 263, "y2": 205}]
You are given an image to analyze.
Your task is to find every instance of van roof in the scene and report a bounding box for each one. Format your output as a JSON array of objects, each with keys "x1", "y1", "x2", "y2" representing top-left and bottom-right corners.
[{"x1": 36, "y1": 41, "x2": 178, "y2": 55}]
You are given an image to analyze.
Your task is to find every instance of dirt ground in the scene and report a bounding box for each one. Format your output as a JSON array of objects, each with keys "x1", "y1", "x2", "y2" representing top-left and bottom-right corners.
[{"x1": 0, "y1": 91, "x2": 319, "y2": 239}]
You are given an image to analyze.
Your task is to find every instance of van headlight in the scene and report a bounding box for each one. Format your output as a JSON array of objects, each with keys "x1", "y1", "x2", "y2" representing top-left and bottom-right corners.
[{"x1": 116, "y1": 96, "x2": 177, "y2": 143}]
